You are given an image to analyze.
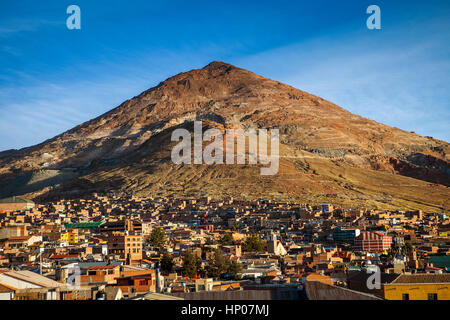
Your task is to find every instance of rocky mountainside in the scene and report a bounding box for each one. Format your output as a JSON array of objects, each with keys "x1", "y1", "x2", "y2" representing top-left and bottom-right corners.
[{"x1": 0, "y1": 61, "x2": 448, "y2": 211}]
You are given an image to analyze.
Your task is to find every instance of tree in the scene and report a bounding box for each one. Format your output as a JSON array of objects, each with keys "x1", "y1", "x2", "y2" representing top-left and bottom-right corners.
[
  {"x1": 48, "y1": 204, "x2": 56, "y2": 213},
  {"x1": 219, "y1": 233, "x2": 234, "y2": 246},
  {"x1": 147, "y1": 227, "x2": 166, "y2": 247},
  {"x1": 160, "y1": 253, "x2": 174, "y2": 274},
  {"x1": 182, "y1": 250, "x2": 199, "y2": 278},
  {"x1": 208, "y1": 249, "x2": 228, "y2": 278},
  {"x1": 227, "y1": 261, "x2": 243, "y2": 278},
  {"x1": 403, "y1": 242, "x2": 413, "y2": 254},
  {"x1": 207, "y1": 249, "x2": 243, "y2": 279},
  {"x1": 242, "y1": 233, "x2": 265, "y2": 252}
]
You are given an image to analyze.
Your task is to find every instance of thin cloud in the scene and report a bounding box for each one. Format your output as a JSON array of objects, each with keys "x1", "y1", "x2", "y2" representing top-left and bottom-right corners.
[
  {"x1": 0, "y1": 18, "x2": 60, "y2": 37},
  {"x1": 235, "y1": 22, "x2": 450, "y2": 142}
]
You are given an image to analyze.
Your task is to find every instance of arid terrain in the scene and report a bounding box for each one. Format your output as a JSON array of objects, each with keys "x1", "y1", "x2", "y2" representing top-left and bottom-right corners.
[{"x1": 0, "y1": 61, "x2": 448, "y2": 212}]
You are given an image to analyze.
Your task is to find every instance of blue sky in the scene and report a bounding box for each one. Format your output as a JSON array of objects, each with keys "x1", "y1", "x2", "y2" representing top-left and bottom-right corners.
[{"x1": 0, "y1": 0, "x2": 449, "y2": 151}]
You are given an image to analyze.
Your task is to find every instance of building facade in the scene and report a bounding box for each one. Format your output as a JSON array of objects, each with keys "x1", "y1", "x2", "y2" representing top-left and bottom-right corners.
[{"x1": 354, "y1": 231, "x2": 392, "y2": 252}]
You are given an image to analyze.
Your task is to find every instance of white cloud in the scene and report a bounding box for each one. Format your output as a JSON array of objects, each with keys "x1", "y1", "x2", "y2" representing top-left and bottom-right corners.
[{"x1": 0, "y1": 19, "x2": 61, "y2": 37}]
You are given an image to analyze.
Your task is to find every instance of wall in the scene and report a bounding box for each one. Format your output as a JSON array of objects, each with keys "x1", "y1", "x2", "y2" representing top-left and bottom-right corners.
[
  {"x1": 384, "y1": 283, "x2": 450, "y2": 300},
  {"x1": 305, "y1": 281, "x2": 382, "y2": 300}
]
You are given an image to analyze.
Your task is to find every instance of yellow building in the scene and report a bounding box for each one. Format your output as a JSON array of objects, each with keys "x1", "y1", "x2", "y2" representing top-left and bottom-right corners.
[
  {"x1": 60, "y1": 230, "x2": 79, "y2": 245},
  {"x1": 387, "y1": 225, "x2": 404, "y2": 233},
  {"x1": 384, "y1": 274, "x2": 450, "y2": 300}
]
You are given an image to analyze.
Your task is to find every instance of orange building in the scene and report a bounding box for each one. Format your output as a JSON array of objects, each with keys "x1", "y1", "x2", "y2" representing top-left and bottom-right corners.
[
  {"x1": 113, "y1": 271, "x2": 156, "y2": 297},
  {"x1": 105, "y1": 232, "x2": 143, "y2": 263},
  {"x1": 80, "y1": 265, "x2": 121, "y2": 285}
]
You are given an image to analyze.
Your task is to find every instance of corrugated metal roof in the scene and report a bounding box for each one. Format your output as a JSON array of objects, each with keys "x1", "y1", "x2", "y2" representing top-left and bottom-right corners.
[{"x1": 65, "y1": 221, "x2": 104, "y2": 229}]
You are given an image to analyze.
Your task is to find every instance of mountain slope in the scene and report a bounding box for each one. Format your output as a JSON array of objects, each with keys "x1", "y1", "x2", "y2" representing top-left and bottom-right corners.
[{"x1": 0, "y1": 61, "x2": 448, "y2": 211}]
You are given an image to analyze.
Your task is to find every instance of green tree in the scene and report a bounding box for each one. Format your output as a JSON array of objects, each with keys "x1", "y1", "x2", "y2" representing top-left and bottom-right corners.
[
  {"x1": 160, "y1": 253, "x2": 174, "y2": 274},
  {"x1": 48, "y1": 204, "x2": 56, "y2": 213},
  {"x1": 219, "y1": 233, "x2": 234, "y2": 246},
  {"x1": 207, "y1": 249, "x2": 243, "y2": 279},
  {"x1": 208, "y1": 249, "x2": 229, "y2": 278},
  {"x1": 182, "y1": 250, "x2": 199, "y2": 278},
  {"x1": 403, "y1": 242, "x2": 413, "y2": 254},
  {"x1": 242, "y1": 233, "x2": 265, "y2": 252},
  {"x1": 227, "y1": 260, "x2": 243, "y2": 278},
  {"x1": 147, "y1": 227, "x2": 166, "y2": 247}
]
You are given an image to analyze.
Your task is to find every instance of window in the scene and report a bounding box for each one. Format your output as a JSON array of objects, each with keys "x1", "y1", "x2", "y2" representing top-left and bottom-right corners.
[
  {"x1": 428, "y1": 293, "x2": 438, "y2": 300},
  {"x1": 139, "y1": 280, "x2": 147, "y2": 286},
  {"x1": 402, "y1": 294, "x2": 409, "y2": 300}
]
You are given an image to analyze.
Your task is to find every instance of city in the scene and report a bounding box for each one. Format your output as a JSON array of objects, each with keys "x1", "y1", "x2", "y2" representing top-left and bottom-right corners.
[
  {"x1": 0, "y1": 194, "x2": 448, "y2": 300},
  {"x1": 1, "y1": 1, "x2": 449, "y2": 312}
]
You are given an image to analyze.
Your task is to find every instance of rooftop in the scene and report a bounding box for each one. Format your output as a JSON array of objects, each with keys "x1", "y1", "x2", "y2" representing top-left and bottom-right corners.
[
  {"x1": 391, "y1": 273, "x2": 450, "y2": 284},
  {"x1": 65, "y1": 221, "x2": 104, "y2": 229}
]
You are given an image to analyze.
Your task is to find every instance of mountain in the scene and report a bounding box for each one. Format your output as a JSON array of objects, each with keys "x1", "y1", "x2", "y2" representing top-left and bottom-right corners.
[{"x1": 0, "y1": 61, "x2": 448, "y2": 212}]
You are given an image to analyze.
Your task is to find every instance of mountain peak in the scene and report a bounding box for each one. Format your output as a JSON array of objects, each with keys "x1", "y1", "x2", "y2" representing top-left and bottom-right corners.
[{"x1": 203, "y1": 60, "x2": 237, "y2": 71}]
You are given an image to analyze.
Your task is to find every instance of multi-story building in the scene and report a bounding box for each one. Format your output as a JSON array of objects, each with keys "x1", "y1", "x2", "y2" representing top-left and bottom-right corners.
[
  {"x1": 60, "y1": 230, "x2": 79, "y2": 245},
  {"x1": 105, "y1": 231, "x2": 143, "y2": 263},
  {"x1": 332, "y1": 227, "x2": 360, "y2": 244},
  {"x1": 319, "y1": 204, "x2": 334, "y2": 214},
  {"x1": 354, "y1": 231, "x2": 392, "y2": 252}
]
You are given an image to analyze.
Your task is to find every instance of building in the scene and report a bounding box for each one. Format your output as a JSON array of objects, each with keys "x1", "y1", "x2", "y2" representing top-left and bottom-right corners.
[
  {"x1": 428, "y1": 256, "x2": 450, "y2": 272},
  {"x1": 0, "y1": 197, "x2": 35, "y2": 213},
  {"x1": 113, "y1": 272, "x2": 156, "y2": 297},
  {"x1": 319, "y1": 204, "x2": 334, "y2": 214},
  {"x1": 305, "y1": 280, "x2": 382, "y2": 300},
  {"x1": 267, "y1": 233, "x2": 287, "y2": 256},
  {"x1": 332, "y1": 227, "x2": 360, "y2": 244},
  {"x1": 354, "y1": 231, "x2": 392, "y2": 252},
  {"x1": 65, "y1": 221, "x2": 104, "y2": 233},
  {"x1": 346, "y1": 270, "x2": 399, "y2": 298},
  {"x1": 80, "y1": 265, "x2": 121, "y2": 285},
  {"x1": 0, "y1": 224, "x2": 28, "y2": 240},
  {"x1": 5, "y1": 235, "x2": 42, "y2": 250},
  {"x1": 0, "y1": 284, "x2": 15, "y2": 300},
  {"x1": 0, "y1": 270, "x2": 64, "y2": 293},
  {"x1": 60, "y1": 230, "x2": 79, "y2": 245},
  {"x1": 104, "y1": 232, "x2": 143, "y2": 263},
  {"x1": 195, "y1": 278, "x2": 214, "y2": 291},
  {"x1": 384, "y1": 274, "x2": 450, "y2": 300}
]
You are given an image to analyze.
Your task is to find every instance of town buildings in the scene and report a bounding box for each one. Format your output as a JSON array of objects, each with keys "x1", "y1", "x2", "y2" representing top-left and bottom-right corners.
[{"x1": 0, "y1": 193, "x2": 448, "y2": 300}]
